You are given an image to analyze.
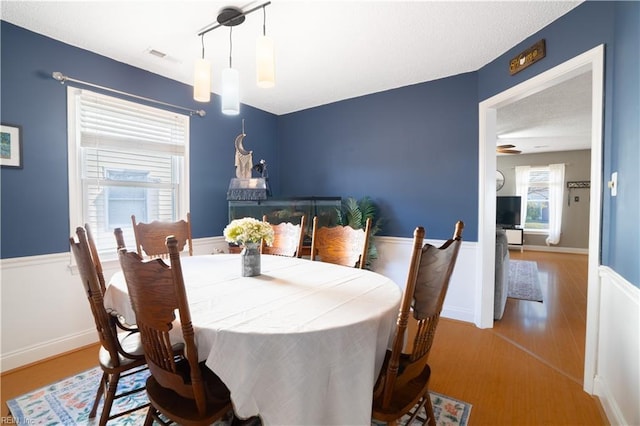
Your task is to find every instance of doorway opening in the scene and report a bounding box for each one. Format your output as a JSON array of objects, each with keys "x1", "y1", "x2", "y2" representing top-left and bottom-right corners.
[{"x1": 477, "y1": 45, "x2": 604, "y2": 393}]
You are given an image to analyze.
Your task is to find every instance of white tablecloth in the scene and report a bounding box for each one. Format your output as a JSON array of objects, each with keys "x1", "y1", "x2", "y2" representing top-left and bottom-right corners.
[{"x1": 104, "y1": 254, "x2": 401, "y2": 425}]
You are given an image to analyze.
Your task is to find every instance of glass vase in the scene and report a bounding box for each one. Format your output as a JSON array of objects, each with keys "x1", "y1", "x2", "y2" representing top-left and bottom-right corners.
[{"x1": 241, "y1": 242, "x2": 261, "y2": 277}]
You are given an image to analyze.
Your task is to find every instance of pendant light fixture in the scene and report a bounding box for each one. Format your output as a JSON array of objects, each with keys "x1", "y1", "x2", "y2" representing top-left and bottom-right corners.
[
  {"x1": 256, "y1": 5, "x2": 275, "y2": 88},
  {"x1": 193, "y1": 34, "x2": 211, "y2": 102},
  {"x1": 221, "y1": 26, "x2": 240, "y2": 115},
  {"x1": 195, "y1": 2, "x2": 274, "y2": 114}
]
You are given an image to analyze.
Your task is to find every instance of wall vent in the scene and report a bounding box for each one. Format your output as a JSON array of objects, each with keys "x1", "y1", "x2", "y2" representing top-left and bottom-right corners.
[{"x1": 148, "y1": 49, "x2": 167, "y2": 58}]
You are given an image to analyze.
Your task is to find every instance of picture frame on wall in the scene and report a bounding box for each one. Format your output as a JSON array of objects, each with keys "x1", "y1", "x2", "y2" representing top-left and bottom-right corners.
[{"x1": 1, "y1": 123, "x2": 23, "y2": 168}]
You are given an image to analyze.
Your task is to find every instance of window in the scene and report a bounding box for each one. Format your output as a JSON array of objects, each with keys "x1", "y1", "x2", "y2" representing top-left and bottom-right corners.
[
  {"x1": 525, "y1": 168, "x2": 550, "y2": 230},
  {"x1": 515, "y1": 164, "x2": 565, "y2": 244},
  {"x1": 68, "y1": 87, "x2": 190, "y2": 257},
  {"x1": 105, "y1": 169, "x2": 153, "y2": 228}
]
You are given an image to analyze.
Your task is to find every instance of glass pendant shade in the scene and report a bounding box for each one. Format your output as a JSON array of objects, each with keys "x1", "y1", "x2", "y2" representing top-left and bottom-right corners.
[
  {"x1": 193, "y1": 58, "x2": 212, "y2": 102},
  {"x1": 256, "y1": 35, "x2": 275, "y2": 88},
  {"x1": 221, "y1": 67, "x2": 240, "y2": 115}
]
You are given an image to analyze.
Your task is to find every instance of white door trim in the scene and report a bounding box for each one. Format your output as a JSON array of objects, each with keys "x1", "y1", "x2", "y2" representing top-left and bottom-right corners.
[{"x1": 477, "y1": 45, "x2": 604, "y2": 394}]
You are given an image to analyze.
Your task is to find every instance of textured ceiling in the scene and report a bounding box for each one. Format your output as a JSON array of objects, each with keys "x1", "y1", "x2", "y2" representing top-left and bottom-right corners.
[
  {"x1": 497, "y1": 71, "x2": 592, "y2": 154},
  {"x1": 1, "y1": 0, "x2": 590, "y2": 153},
  {"x1": 1, "y1": 0, "x2": 582, "y2": 115}
]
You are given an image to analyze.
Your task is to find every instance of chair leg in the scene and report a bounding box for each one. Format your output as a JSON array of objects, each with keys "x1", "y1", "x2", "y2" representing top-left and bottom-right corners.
[
  {"x1": 424, "y1": 392, "x2": 437, "y2": 426},
  {"x1": 144, "y1": 406, "x2": 156, "y2": 426},
  {"x1": 98, "y1": 372, "x2": 120, "y2": 426},
  {"x1": 405, "y1": 396, "x2": 428, "y2": 425},
  {"x1": 89, "y1": 371, "x2": 107, "y2": 418}
]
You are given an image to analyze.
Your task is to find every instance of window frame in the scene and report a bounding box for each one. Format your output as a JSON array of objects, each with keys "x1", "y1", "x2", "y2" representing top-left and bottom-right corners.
[{"x1": 67, "y1": 87, "x2": 190, "y2": 261}]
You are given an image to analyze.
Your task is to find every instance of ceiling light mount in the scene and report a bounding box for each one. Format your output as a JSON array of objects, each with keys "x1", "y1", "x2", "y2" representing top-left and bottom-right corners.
[
  {"x1": 217, "y1": 7, "x2": 245, "y2": 27},
  {"x1": 197, "y1": 2, "x2": 271, "y2": 37}
]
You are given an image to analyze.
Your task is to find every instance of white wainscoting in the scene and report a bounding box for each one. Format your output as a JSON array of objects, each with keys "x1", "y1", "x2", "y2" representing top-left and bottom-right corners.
[
  {"x1": 592, "y1": 266, "x2": 640, "y2": 426},
  {"x1": 0, "y1": 251, "x2": 97, "y2": 372},
  {"x1": 0, "y1": 235, "x2": 477, "y2": 372},
  {"x1": 0, "y1": 237, "x2": 229, "y2": 373},
  {"x1": 371, "y1": 236, "x2": 477, "y2": 323}
]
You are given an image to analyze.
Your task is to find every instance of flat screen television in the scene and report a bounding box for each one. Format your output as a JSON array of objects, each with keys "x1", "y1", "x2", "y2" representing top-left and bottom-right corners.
[{"x1": 496, "y1": 196, "x2": 522, "y2": 228}]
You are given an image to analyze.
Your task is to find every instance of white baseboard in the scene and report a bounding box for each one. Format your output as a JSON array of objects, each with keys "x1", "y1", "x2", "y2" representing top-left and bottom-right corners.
[
  {"x1": 1, "y1": 330, "x2": 97, "y2": 372},
  {"x1": 441, "y1": 306, "x2": 475, "y2": 323},
  {"x1": 593, "y1": 375, "x2": 627, "y2": 426},
  {"x1": 519, "y1": 244, "x2": 588, "y2": 254}
]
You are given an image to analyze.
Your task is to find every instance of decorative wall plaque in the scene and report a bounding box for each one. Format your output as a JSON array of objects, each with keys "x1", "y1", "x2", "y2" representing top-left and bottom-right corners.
[{"x1": 509, "y1": 39, "x2": 546, "y2": 75}]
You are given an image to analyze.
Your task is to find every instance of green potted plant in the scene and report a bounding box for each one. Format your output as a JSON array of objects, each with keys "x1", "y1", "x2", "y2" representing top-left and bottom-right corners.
[{"x1": 336, "y1": 196, "x2": 382, "y2": 269}]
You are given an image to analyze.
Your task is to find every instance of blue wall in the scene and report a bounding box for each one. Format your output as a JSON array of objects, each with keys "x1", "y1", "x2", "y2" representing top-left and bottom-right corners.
[
  {"x1": 277, "y1": 74, "x2": 479, "y2": 240},
  {"x1": 478, "y1": 0, "x2": 639, "y2": 286},
  {"x1": 0, "y1": 22, "x2": 278, "y2": 258},
  {"x1": 608, "y1": 1, "x2": 640, "y2": 286},
  {"x1": 275, "y1": 1, "x2": 637, "y2": 284},
  {"x1": 478, "y1": 2, "x2": 616, "y2": 101},
  {"x1": 2, "y1": 1, "x2": 638, "y2": 287}
]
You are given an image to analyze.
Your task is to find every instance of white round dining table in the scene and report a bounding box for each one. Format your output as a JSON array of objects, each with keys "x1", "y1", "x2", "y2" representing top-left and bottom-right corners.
[{"x1": 104, "y1": 254, "x2": 402, "y2": 426}]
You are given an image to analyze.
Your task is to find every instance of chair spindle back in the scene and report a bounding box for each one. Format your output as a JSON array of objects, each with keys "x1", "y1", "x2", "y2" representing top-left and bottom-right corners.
[
  {"x1": 378, "y1": 221, "x2": 464, "y2": 412},
  {"x1": 70, "y1": 226, "x2": 121, "y2": 364}
]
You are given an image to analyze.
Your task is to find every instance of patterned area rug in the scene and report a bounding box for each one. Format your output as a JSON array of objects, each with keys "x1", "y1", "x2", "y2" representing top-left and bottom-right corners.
[
  {"x1": 508, "y1": 259, "x2": 543, "y2": 302},
  {"x1": 7, "y1": 366, "x2": 471, "y2": 425}
]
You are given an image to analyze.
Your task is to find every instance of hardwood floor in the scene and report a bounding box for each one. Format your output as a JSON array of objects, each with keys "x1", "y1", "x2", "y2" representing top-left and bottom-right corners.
[
  {"x1": 1, "y1": 250, "x2": 607, "y2": 425},
  {"x1": 494, "y1": 250, "x2": 589, "y2": 384},
  {"x1": 429, "y1": 250, "x2": 606, "y2": 425}
]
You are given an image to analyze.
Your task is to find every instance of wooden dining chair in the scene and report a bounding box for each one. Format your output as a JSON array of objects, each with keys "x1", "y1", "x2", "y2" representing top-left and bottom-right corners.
[
  {"x1": 114, "y1": 227, "x2": 126, "y2": 250},
  {"x1": 310, "y1": 216, "x2": 372, "y2": 268},
  {"x1": 131, "y1": 213, "x2": 193, "y2": 259},
  {"x1": 261, "y1": 215, "x2": 306, "y2": 258},
  {"x1": 118, "y1": 236, "x2": 233, "y2": 426},
  {"x1": 372, "y1": 221, "x2": 464, "y2": 426},
  {"x1": 69, "y1": 225, "x2": 148, "y2": 426},
  {"x1": 84, "y1": 222, "x2": 107, "y2": 293}
]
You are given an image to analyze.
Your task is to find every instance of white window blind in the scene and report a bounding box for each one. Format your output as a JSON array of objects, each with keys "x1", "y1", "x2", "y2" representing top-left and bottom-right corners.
[{"x1": 68, "y1": 87, "x2": 190, "y2": 257}]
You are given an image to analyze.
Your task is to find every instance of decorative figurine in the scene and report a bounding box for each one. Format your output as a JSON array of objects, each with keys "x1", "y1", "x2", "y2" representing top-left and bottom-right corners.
[
  {"x1": 234, "y1": 120, "x2": 253, "y2": 179},
  {"x1": 253, "y1": 159, "x2": 268, "y2": 178}
]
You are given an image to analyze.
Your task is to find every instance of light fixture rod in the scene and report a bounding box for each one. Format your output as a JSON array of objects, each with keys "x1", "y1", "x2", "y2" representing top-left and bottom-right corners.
[
  {"x1": 51, "y1": 72, "x2": 206, "y2": 117},
  {"x1": 197, "y1": 1, "x2": 271, "y2": 37},
  {"x1": 229, "y1": 26, "x2": 233, "y2": 68},
  {"x1": 262, "y1": 4, "x2": 267, "y2": 36}
]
